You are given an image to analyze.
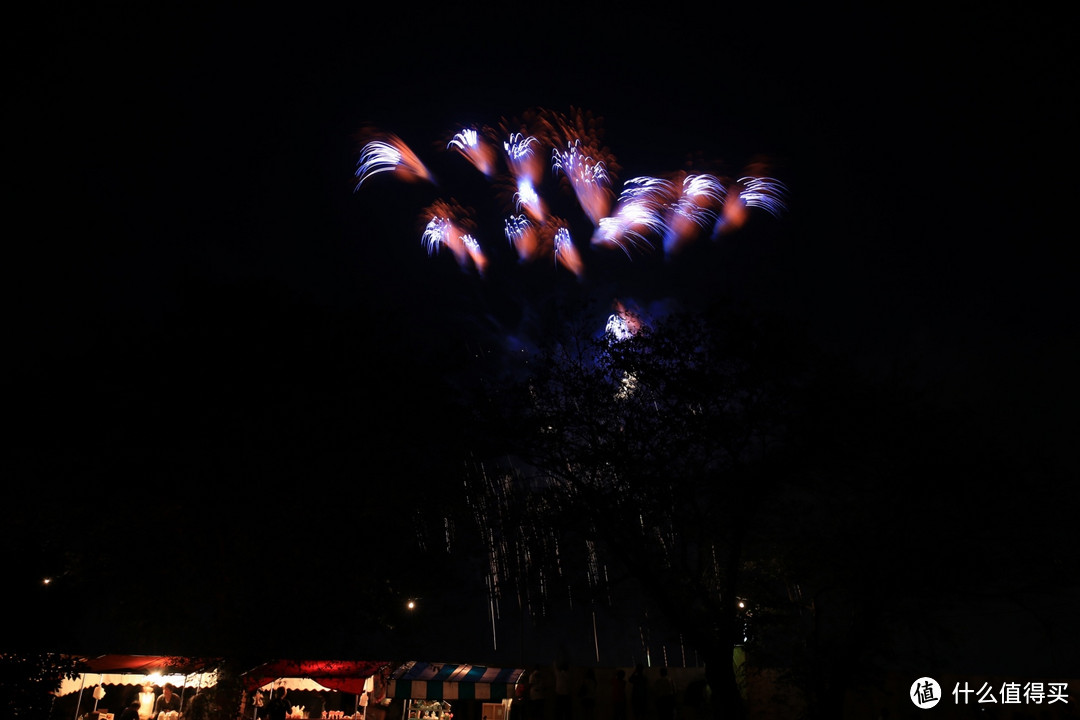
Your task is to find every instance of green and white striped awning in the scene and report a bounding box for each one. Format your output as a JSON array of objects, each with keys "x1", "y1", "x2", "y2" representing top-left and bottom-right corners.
[{"x1": 387, "y1": 662, "x2": 525, "y2": 701}]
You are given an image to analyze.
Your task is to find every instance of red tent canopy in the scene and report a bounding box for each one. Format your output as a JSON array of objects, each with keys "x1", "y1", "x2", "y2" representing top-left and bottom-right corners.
[
  {"x1": 242, "y1": 659, "x2": 392, "y2": 694},
  {"x1": 79, "y1": 655, "x2": 214, "y2": 675}
]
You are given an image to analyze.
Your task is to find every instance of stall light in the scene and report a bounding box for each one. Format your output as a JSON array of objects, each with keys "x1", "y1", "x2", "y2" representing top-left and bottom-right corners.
[{"x1": 139, "y1": 685, "x2": 156, "y2": 720}]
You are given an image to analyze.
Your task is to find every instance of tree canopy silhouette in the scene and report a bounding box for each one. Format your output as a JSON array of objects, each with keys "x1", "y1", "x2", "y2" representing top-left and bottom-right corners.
[{"x1": 455, "y1": 299, "x2": 811, "y2": 719}]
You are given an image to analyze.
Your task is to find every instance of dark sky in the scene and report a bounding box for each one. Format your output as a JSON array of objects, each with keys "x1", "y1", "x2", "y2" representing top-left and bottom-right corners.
[
  {"x1": 10, "y1": 6, "x2": 1070, "y2": 467},
  {"x1": 6, "y1": 4, "x2": 1076, "y2": 668}
]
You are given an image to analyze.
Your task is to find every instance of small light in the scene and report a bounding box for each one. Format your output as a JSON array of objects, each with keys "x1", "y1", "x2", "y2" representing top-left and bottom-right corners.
[
  {"x1": 738, "y1": 601, "x2": 745, "y2": 608},
  {"x1": 42, "y1": 578, "x2": 52, "y2": 586},
  {"x1": 406, "y1": 600, "x2": 416, "y2": 610}
]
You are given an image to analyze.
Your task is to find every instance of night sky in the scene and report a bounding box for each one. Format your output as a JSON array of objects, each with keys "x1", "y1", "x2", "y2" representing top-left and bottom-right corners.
[{"x1": 5, "y1": 4, "x2": 1077, "y2": 676}]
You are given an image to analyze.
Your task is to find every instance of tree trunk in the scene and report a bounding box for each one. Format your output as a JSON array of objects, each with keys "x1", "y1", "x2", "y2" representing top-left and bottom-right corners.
[{"x1": 710, "y1": 520, "x2": 747, "y2": 720}]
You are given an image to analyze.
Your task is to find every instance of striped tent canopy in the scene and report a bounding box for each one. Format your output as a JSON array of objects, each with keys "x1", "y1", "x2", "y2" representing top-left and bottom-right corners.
[
  {"x1": 57, "y1": 655, "x2": 219, "y2": 696},
  {"x1": 388, "y1": 662, "x2": 525, "y2": 701}
]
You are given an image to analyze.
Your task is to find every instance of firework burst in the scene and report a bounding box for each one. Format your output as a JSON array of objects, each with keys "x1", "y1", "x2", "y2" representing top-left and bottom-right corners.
[
  {"x1": 421, "y1": 199, "x2": 485, "y2": 273},
  {"x1": 662, "y1": 173, "x2": 728, "y2": 255},
  {"x1": 552, "y1": 139, "x2": 615, "y2": 226},
  {"x1": 353, "y1": 109, "x2": 787, "y2": 281},
  {"x1": 713, "y1": 174, "x2": 789, "y2": 236},
  {"x1": 505, "y1": 213, "x2": 541, "y2": 262},
  {"x1": 447, "y1": 127, "x2": 498, "y2": 178},
  {"x1": 591, "y1": 176, "x2": 676, "y2": 257},
  {"x1": 354, "y1": 133, "x2": 433, "y2": 190},
  {"x1": 548, "y1": 219, "x2": 584, "y2": 279}
]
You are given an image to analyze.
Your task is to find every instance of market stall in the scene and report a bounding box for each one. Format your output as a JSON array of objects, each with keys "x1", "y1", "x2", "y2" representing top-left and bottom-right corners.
[
  {"x1": 241, "y1": 659, "x2": 393, "y2": 719},
  {"x1": 55, "y1": 655, "x2": 218, "y2": 720},
  {"x1": 387, "y1": 662, "x2": 525, "y2": 720}
]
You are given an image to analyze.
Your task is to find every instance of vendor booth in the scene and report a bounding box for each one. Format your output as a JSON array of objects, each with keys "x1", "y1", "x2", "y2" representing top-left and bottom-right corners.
[
  {"x1": 56, "y1": 655, "x2": 218, "y2": 720},
  {"x1": 241, "y1": 659, "x2": 393, "y2": 719},
  {"x1": 387, "y1": 662, "x2": 525, "y2": 720}
]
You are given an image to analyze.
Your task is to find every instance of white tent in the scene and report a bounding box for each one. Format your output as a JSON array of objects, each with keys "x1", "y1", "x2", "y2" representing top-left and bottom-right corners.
[{"x1": 56, "y1": 655, "x2": 218, "y2": 720}]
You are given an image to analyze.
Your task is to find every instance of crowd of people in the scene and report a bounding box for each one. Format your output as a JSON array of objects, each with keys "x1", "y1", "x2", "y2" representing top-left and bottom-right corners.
[{"x1": 113, "y1": 683, "x2": 211, "y2": 720}]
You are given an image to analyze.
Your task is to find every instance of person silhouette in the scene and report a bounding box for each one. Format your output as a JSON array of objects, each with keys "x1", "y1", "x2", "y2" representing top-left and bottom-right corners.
[
  {"x1": 577, "y1": 668, "x2": 597, "y2": 720},
  {"x1": 528, "y1": 665, "x2": 547, "y2": 720},
  {"x1": 186, "y1": 688, "x2": 211, "y2": 720},
  {"x1": 266, "y1": 687, "x2": 290, "y2": 720},
  {"x1": 611, "y1": 670, "x2": 628, "y2": 720},
  {"x1": 154, "y1": 684, "x2": 182, "y2": 717},
  {"x1": 628, "y1": 665, "x2": 647, "y2": 720},
  {"x1": 119, "y1": 700, "x2": 140, "y2": 720},
  {"x1": 553, "y1": 662, "x2": 571, "y2": 720},
  {"x1": 653, "y1": 668, "x2": 675, "y2": 720}
]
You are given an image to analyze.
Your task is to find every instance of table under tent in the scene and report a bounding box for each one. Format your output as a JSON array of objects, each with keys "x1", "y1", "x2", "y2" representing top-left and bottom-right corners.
[
  {"x1": 241, "y1": 659, "x2": 393, "y2": 720},
  {"x1": 386, "y1": 662, "x2": 526, "y2": 720},
  {"x1": 54, "y1": 654, "x2": 218, "y2": 720}
]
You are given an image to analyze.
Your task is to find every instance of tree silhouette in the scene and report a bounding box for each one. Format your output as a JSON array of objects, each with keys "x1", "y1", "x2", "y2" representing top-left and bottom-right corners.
[
  {"x1": 0, "y1": 652, "x2": 81, "y2": 720},
  {"x1": 458, "y1": 300, "x2": 808, "y2": 719}
]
